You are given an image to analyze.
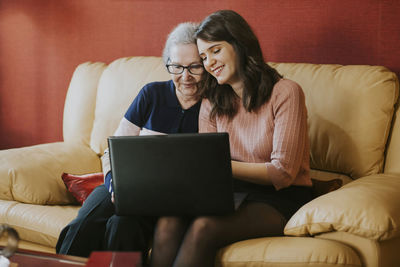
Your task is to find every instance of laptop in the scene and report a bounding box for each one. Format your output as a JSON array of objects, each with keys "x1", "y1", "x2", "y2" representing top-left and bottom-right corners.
[{"x1": 108, "y1": 132, "x2": 235, "y2": 216}]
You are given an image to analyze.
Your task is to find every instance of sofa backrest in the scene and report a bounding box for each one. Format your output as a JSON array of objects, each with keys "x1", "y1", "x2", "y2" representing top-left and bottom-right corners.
[
  {"x1": 63, "y1": 57, "x2": 399, "y2": 180},
  {"x1": 63, "y1": 62, "x2": 107, "y2": 146},
  {"x1": 383, "y1": 100, "x2": 400, "y2": 175},
  {"x1": 269, "y1": 63, "x2": 399, "y2": 179}
]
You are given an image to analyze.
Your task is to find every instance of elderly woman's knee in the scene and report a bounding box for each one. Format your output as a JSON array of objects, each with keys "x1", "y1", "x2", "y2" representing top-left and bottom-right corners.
[{"x1": 107, "y1": 215, "x2": 142, "y2": 233}]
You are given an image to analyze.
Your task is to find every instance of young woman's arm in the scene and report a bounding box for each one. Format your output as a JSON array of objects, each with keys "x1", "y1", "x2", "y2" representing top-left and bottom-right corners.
[
  {"x1": 232, "y1": 81, "x2": 309, "y2": 190},
  {"x1": 231, "y1": 161, "x2": 272, "y2": 185}
]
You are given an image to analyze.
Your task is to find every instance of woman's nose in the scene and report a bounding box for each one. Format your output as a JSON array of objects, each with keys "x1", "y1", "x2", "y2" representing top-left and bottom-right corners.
[
  {"x1": 204, "y1": 57, "x2": 215, "y2": 70},
  {"x1": 181, "y1": 68, "x2": 192, "y2": 80}
]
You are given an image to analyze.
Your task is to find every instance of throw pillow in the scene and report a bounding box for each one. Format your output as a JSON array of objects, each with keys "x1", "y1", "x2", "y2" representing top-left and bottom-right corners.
[
  {"x1": 285, "y1": 174, "x2": 400, "y2": 241},
  {"x1": 61, "y1": 172, "x2": 104, "y2": 204}
]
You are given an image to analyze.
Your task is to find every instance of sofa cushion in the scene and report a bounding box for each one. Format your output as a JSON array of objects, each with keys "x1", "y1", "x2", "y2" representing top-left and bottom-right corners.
[
  {"x1": 0, "y1": 142, "x2": 101, "y2": 205},
  {"x1": 90, "y1": 57, "x2": 170, "y2": 155},
  {"x1": 284, "y1": 174, "x2": 400, "y2": 241},
  {"x1": 269, "y1": 63, "x2": 399, "y2": 179},
  {"x1": 216, "y1": 236, "x2": 361, "y2": 267},
  {"x1": 0, "y1": 239, "x2": 55, "y2": 254},
  {"x1": 316, "y1": 232, "x2": 400, "y2": 267},
  {"x1": 0, "y1": 200, "x2": 80, "y2": 248},
  {"x1": 384, "y1": 85, "x2": 400, "y2": 175},
  {"x1": 63, "y1": 62, "x2": 107, "y2": 145},
  {"x1": 61, "y1": 172, "x2": 104, "y2": 204}
]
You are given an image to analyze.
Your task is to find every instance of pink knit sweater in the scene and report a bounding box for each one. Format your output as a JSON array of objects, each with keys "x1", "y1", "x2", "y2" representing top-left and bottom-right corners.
[{"x1": 199, "y1": 79, "x2": 312, "y2": 190}]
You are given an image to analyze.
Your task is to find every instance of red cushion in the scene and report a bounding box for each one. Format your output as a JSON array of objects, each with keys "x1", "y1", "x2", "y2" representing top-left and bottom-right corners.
[{"x1": 62, "y1": 172, "x2": 104, "y2": 204}]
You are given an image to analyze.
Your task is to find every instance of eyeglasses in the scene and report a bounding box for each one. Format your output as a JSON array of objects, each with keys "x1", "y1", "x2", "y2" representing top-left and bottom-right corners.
[{"x1": 166, "y1": 64, "x2": 204, "y2": 75}]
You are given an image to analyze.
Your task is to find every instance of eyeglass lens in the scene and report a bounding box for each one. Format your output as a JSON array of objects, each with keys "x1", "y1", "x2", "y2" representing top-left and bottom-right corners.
[{"x1": 167, "y1": 64, "x2": 203, "y2": 75}]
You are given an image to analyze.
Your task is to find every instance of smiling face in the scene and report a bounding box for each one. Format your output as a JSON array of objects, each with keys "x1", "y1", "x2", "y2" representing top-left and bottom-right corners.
[
  {"x1": 197, "y1": 39, "x2": 243, "y2": 93},
  {"x1": 169, "y1": 43, "x2": 203, "y2": 104}
]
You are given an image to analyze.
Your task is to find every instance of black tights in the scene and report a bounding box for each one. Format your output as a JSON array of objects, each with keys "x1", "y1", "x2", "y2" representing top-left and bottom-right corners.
[{"x1": 150, "y1": 202, "x2": 287, "y2": 267}]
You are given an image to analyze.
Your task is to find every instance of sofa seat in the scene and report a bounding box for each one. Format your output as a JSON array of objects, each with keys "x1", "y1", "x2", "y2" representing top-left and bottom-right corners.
[
  {"x1": 0, "y1": 199, "x2": 79, "y2": 250},
  {"x1": 0, "y1": 198, "x2": 363, "y2": 267},
  {"x1": 217, "y1": 236, "x2": 361, "y2": 267},
  {"x1": 317, "y1": 232, "x2": 400, "y2": 267}
]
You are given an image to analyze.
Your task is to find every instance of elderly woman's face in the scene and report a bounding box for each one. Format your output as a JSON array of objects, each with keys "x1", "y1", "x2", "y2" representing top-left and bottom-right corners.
[{"x1": 168, "y1": 43, "x2": 203, "y2": 100}]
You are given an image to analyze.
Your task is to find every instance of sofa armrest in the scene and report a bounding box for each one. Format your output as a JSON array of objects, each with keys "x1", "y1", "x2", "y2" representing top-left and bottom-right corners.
[
  {"x1": 0, "y1": 142, "x2": 101, "y2": 205},
  {"x1": 284, "y1": 174, "x2": 400, "y2": 241}
]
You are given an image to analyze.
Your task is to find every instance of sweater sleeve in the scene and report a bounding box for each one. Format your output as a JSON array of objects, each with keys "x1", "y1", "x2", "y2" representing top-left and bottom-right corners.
[
  {"x1": 101, "y1": 117, "x2": 141, "y2": 190},
  {"x1": 266, "y1": 81, "x2": 309, "y2": 190},
  {"x1": 101, "y1": 117, "x2": 141, "y2": 176}
]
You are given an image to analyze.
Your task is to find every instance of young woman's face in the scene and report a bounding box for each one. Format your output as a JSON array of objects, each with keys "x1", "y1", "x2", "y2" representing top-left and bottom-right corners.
[
  {"x1": 197, "y1": 39, "x2": 240, "y2": 88},
  {"x1": 168, "y1": 43, "x2": 203, "y2": 100}
]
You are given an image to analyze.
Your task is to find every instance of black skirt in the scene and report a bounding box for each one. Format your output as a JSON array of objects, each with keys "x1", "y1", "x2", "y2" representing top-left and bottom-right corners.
[{"x1": 234, "y1": 180, "x2": 313, "y2": 221}]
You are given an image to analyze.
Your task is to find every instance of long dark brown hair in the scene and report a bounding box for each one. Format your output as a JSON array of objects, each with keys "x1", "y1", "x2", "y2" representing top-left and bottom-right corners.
[{"x1": 195, "y1": 10, "x2": 282, "y2": 119}]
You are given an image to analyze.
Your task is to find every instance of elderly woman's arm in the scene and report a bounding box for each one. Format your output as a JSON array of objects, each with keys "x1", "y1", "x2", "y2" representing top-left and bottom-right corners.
[{"x1": 101, "y1": 117, "x2": 141, "y2": 188}]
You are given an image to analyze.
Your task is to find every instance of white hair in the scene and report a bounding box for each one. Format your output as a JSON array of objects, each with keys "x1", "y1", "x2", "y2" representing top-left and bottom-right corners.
[{"x1": 162, "y1": 22, "x2": 199, "y2": 65}]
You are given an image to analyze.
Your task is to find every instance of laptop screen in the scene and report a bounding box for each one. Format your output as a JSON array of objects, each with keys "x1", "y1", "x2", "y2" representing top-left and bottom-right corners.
[{"x1": 108, "y1": 132, "x2": 235, "y2": 216}]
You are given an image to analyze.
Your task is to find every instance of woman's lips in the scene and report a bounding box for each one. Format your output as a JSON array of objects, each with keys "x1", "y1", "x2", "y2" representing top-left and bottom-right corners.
[
  {"x1": 182, "y1": 83, "x2": 195, "y2": 88},
  {"x1": 212, "y1": 65, "x2": 224, "y2": 76}
]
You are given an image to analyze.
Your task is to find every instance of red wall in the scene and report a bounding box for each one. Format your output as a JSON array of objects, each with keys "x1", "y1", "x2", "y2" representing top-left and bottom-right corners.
[{"x1": 1, "y1": 0, "x2": 399, "y2": 149}]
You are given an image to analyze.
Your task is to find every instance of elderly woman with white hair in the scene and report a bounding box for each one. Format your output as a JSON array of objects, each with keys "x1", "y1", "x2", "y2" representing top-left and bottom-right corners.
[{"x1": 56, "y1": 22, "x2": 205, "y2": 258}]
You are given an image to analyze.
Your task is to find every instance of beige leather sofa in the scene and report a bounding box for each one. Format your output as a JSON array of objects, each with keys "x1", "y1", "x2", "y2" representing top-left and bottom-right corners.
[{"x1": 1, "y1": 57, "x2": 400, "y2": 267}]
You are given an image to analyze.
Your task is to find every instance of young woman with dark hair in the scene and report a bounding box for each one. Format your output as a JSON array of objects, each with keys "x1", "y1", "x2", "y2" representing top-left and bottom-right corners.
[{"x1": 150, "y1": 10, "x2": 313, "y2": 267}]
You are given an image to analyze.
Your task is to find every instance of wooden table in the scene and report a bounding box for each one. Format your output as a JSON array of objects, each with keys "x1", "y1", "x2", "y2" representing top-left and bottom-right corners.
[{"x1": 4, "y1": 248, "x2": 142, "y2": 267}]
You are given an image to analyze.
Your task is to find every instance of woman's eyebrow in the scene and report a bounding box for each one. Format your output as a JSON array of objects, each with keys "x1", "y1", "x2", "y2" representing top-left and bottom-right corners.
[{"x1": 169, "y1": 61, "x2": 203, "y2": 65}]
